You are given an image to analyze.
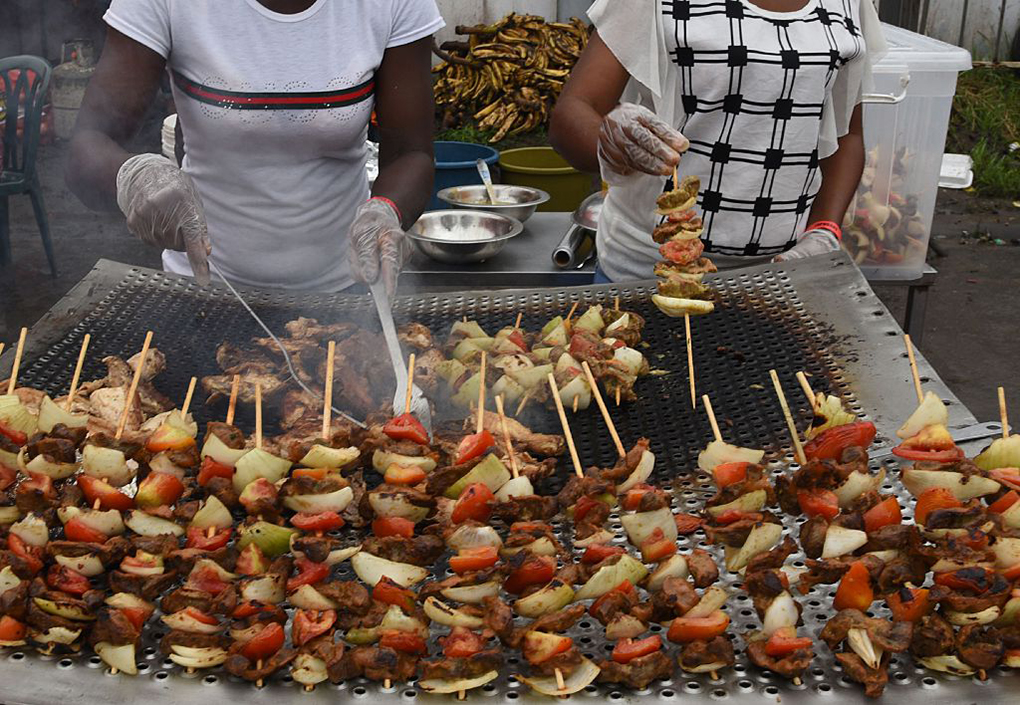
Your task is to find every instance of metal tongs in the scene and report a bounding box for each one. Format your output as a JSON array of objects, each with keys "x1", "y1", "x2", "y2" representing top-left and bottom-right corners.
[
  {"x1": 209, "y1": 260, "x2": 366, "y2": 428},
  {"x1": 369, "y1": 279, "x2": 433, "y2": 439}
]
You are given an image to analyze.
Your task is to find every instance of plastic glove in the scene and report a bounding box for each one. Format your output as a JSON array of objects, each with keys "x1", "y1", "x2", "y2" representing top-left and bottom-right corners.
[
  {"x1": 348, "y1": 198, "x2": 409, "y2": 297},
  {"x1": 773, "y1": 229, "x2": 842, "y2": 262},
  {"x1": 597, "y1": 103, "x2": 689, "y2": 186},
  {"x1": 116, "y1": 153, "x2": 211, "y2": 284}
]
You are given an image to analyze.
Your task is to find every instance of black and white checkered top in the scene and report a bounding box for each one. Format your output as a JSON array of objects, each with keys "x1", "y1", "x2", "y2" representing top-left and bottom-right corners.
[{"x1": 589, "y1": 0, "x2": 884, "y2": 280}]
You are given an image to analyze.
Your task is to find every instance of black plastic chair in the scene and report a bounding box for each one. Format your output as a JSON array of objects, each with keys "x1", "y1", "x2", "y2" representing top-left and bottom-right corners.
[{"x1": 0, "y1": 55, "x2": 57, "y2": 276}]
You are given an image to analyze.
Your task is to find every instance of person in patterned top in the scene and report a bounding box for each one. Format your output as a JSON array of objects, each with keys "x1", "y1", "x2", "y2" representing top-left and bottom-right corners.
[{"x1": 551, "y1": 0, "x2": 886, "y2": 282}]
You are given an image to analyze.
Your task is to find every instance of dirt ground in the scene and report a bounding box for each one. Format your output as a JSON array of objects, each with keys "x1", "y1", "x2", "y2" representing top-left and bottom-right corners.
[{"x1": 1, "y1": 139, "x2": 1017, "y2": 424}]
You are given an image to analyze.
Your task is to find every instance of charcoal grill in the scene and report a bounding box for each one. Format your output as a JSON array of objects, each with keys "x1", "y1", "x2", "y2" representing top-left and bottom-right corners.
[{"x1": 0, "y1": 250, "x2": 1012, "y2": 704}]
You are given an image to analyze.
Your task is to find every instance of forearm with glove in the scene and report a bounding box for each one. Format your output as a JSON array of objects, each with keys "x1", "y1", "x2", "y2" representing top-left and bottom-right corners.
[
  {"x1": 116, "y1": 153, "x2": 212, "y2": 284},
  {"x1": 347, "y1": 197, "x2": 410, "y2": 298},
  {"x1": 598, "y1": 103, "x2": 690, "y2": 186}
]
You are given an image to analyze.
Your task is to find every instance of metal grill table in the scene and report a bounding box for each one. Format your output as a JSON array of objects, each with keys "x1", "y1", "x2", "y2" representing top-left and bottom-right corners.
[{"x1": 0, "y1": 251, "x2": 1013, "y2": 705}]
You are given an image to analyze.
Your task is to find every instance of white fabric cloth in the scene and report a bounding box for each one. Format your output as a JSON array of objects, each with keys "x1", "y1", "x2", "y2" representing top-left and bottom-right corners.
[
  {"x1": 588, "y1": 0, "x2": 886, "y2": 280},
  {"x1": 104, "y1": 0, "x2": 444, "y2": 291}
]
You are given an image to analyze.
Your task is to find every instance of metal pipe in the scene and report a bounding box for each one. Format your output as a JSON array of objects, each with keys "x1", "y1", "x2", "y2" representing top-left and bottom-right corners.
[{"x1": 995, "y1": 0, "x2": 1008, "y2": 63}]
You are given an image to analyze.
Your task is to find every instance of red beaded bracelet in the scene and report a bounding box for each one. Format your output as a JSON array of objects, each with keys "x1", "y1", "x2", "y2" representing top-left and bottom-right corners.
[
  {"x1": 806, "y1": 220, "x2": 842, "y2": 241},
  {"x1": 370, "y1": 196, "x2": 402, "y2": 224}
]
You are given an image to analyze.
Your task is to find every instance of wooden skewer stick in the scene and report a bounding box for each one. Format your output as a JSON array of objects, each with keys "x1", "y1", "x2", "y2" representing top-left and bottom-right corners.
[
  {"x1": 769, "y1": 369, "x2": 807, "y2": 465},
  {"x1": 476, "y1": 351, "x2": 487, "y2": 433},
  {"x1": 709, "y1": 670, "x2": 719, "y2": 681},
  {"x1": 572, "y1": 395, "x2": 579, "y2": 413},
  {"x1": 903, "y1": 334, "x2": 924, "y2": 404},
  {"x1": 998, "y1": 386, "x2": 1009, "y2": 438},
  {"x1": 305, "y1": 685, "x2": 315, "y2": 692},
  {"x1": 65, "y1": 334, "x2": 91, "y2": 411},
  {"x1": 180, "y1": 376, "x2": 197, "y2": 419},
  {"x1": 255, "y1": 659, "x2": 264, "y2": 688},
  {"x1": 615, "y1": 386, "x2": 621, "y2": 407},
  {"x1": 254, "y1": 383, "x2": 263, "y2": 450},
  {"x1": 404, "y1": 353, "x2": 416, "y2": 415},
  {"x1": 5, "y1": 327, "x2": 27, "y2": 395},
  {"x1": 207, "y1": 525, "x2": 215, "y2": 538},
  {"x1": 110, "y1": 667, "x2": 119, "y2": 675},
  {"x1": 673, "y1": 164, "x2": 680, "y2": 190},
  {"x1": 514, "y1": 312, "x2": 523, "y2": 330},
  {"x1": 0, "y1": 343, "x2": 4, "y2": 361},
  {"x1": 93, "y1": 498, "x2": 101, "y2": 510},
  {"x1": 384, "y1": 678, "x2": 392, "y2": 689},
  {"x1": 322, "y1": 341, "x2": 336, "y2": 439},
  {"x1": 581, "y1": 360, "x2": 625, "y2": 457},
  {"x1": 115, "y1": 331, "x2": 153, "y2": 440},
  {"x1": 795, "y1": 371, "x2": 817, "y2": 411},
  {"x1": 555, "y1": 667, "x2": 566, "y2": 692},
  {"x1": 547, "y1": 373, "x2": 583, "y2": 478},
  {"x1": 457, "y1": 689, "x2": 466, "y2": 700},
  {"x1": 564, "y1": 301, "x2": 579, "y2": 330},
  {"x1": 226, "y1": 374, "x2": 240, "y2": 425},
  {"x1": 494, "y1": 395, "x2": 520, "y2": 478},
  {"x1": 792, "y1": 676, "x2": 802, "y2": 686},
  {"x1": 614, "y1": 297, "x2": 620, "y2": 311},
  {"x1": 684, "y1": 313, "x2": 696, "y2": 410},
  {"x1": 515, "y1": 391, "x2": 532, "y2": 416},
  {"x1": 702, "y1": 394, "x2": 722, "y2": 443}
]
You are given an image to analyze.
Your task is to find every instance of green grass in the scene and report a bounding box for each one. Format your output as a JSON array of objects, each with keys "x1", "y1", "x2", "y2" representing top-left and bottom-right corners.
[
  {"x1": 435, "y1": 122, "x2": 550, "y2": 154},
  {"x1": 947, "y1": 66, "x2": 1020, "y2": 197}
]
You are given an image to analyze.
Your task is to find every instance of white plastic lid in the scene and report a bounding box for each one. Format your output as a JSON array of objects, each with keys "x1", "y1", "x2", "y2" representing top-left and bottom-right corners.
[{"x1": 875, "y1": 23, "x2": 972, "y2": 73}]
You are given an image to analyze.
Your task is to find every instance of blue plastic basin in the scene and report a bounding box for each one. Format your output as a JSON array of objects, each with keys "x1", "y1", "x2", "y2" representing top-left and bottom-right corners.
[{"x1": 430, "y1": 141, "x2": 500, "y2": 211}]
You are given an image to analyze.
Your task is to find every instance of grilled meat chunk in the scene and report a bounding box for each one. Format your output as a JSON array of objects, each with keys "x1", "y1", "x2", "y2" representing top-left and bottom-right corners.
[
  {"x1": 361, "y1": 535, "x2": 444, "y2": 567},
  {"x1": 910, "y1": 613, "x2": 955, "y2": 658},
  {"x1": 746, "y1": 638, "x2": 813, "y2": 679},
  {"x1": 598, "y1": 650, "x2": 674, "y2": 689},
  {"x1": 420, "y1": 650, "x2": 503, "y2": 681},
  {"x1": 679, "y1": 635, "x2": 736, "y2": 672},
  {"x1": 329, "y1": 645, "x2": 418, "y2": 683},
  {"x1": 834, "y1": 652, "x2": 888, "y2": 698}
]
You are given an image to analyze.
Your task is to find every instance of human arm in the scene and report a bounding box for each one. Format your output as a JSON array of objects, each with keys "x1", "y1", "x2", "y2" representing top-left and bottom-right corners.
[
  {"x1": 348, "y1": 36, "x2": 435, "y2": 295},
  {"x1": 66, "y1": 28, "x2": 210, "y2": 282},
  {"x1": 808, "y1": 104, "x2": 864, "y2": 226},
  {"x1": 775, "y1": 105, "x2": 864, "y2": 261},
  {"x1": 65, "y1": 27, "x2": 166, "y2": 211},
  {"x1": 371, "y1": 36, "x2": 436, "y2": 227},
  {"x1": 550, "y1": 31, "x2": 687, "y2": 181}
]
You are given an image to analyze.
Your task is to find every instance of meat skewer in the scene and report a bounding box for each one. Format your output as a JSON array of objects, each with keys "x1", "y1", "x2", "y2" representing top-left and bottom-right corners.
[
  {"x1": 115, "y1": 330, "x2": 153, "y2": 440},
  {"x1": 769, "y1": 370, "x2": 806, "y2": 465},
  {"x1": 5, "y1": 327, "x2": 27, "y2": 394},
  {"x1": 580, "y1": 361, "x2": 624, "y2": 458},
  {"x1": 65, "y1": 334, "x2": 91, "y2": 411}
]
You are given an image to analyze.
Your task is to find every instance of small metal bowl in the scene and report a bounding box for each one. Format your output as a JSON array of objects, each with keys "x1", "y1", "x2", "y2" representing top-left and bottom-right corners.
[
  {"x1": 437, "y1": 184, "x2": 550, "y2": 223},
  {"x1": 409, "y1": 210, "x2": 524, "y2": 264}
]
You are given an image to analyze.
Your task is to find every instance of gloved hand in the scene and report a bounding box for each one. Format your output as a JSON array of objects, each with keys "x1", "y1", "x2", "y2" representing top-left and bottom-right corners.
[
  {"x1": 116, "y1": 153, "x2": 211, "y2": 284},
  {"x1": 773, "y1": 229, "x2": 842, "y2": 262},
  {"x1": 598, "y1": 103, "x2": 689, "y2": 186},
  {"x1": 348, "y1": 197, "x2": 409, "y2": 297}
]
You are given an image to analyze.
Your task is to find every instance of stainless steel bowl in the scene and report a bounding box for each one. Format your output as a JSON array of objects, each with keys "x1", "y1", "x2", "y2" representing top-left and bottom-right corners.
[
  {"x1": 408, "y1": 210, "x2": 524, "y2": 264},
  {"x1": 437, "y1": 184, "x2": 550, "y2": 222}
]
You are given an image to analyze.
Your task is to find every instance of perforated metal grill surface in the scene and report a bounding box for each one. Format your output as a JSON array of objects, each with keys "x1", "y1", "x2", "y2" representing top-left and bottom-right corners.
[{"x1": 0, "y1": 254, "x2": 1013, "y2": 705}]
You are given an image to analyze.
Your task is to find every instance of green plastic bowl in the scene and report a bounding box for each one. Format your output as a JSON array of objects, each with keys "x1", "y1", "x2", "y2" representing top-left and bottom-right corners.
[{"x1": 498, "y1": 147, "x2": 595, "y2": 213}]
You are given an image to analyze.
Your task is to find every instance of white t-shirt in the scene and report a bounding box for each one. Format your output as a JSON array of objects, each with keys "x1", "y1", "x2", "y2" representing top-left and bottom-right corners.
[
  {"x1": 105, "y1": 0, "x2": 444, "y2": 291},
  {"x1": 588, "y1": 0, "x2": 886, "y2": 281}
]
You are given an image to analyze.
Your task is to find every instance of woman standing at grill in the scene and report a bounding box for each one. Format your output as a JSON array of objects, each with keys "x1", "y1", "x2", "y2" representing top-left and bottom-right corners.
[
  {"x1": 67, "y1": 0, "x2": 444, "y2": 294},
  {"x1": 550, "y1": 0, "x2": 885, "y2": 282}
]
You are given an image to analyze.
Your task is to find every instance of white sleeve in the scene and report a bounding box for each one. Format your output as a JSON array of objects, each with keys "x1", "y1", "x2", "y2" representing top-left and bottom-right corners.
[
  {"x1": 103, "y1": 0, "x2": 172, "y2": 59},
  {"x1": 818, "y1": 0, "x2": 887, "y2": 158},
  {"x1": 388, "y1": 0, "x2": 446, "y2": 49},
  {"x1": 588, "y1": 0, "x2": 666, "y2": 98}
]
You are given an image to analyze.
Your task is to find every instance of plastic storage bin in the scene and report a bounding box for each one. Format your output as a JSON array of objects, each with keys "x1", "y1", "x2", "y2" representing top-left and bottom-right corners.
[
  {"x1": 499, "y1": 147, "x2": 595, "y2": 213},
  {"x1": 842, "y1": 24, "x2": 971, "y2": 280},
  {"x1": 431, "y1": 141, "x2": 500, "y2": 211}
]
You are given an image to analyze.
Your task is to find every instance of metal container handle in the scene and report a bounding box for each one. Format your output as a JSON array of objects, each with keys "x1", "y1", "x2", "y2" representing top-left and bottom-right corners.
[{"x1": 862, "y1": 72, "x2": 911, "y2": 105}]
